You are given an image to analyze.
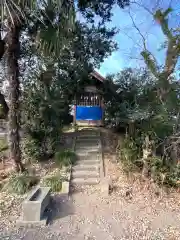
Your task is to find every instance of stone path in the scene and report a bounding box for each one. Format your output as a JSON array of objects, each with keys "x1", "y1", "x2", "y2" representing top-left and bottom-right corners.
[
  {"x1": 2, "y1": 184, "x2": 180, "y2": 240},
  {"x1": 1, "y1": 129, "x2": 180, "y2": 239},
  {"x1": 71, "y1": 130, "x2": 102, "y2": 186}
]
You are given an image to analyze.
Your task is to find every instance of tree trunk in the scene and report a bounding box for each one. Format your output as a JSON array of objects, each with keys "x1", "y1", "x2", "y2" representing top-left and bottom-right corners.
[
  {"x1": 142, "y1": 135, "x2": 155, "y2": 178},
  {"x1": 6, "y1": 20, "x2": 24, "y2": 172},
  {"x1": 0, "y1": 92, "x2": 9, "y2": 119}
]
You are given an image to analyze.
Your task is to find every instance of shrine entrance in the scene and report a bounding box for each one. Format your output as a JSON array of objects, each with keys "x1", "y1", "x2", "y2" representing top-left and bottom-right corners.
[{"x1": 73, "y1": 71, "x2": 105, "y2": 127}]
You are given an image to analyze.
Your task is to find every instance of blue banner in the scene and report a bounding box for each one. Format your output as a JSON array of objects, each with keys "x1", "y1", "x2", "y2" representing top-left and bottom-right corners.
[{"x1": 76, "y1": 106, "x2": 102, "y2": 121}]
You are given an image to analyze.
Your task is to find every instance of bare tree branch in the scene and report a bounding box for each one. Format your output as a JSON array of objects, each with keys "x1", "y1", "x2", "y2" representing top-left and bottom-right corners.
[
  {"x1": 164, "y1": 38, "x2": 180, "y2": 78},
  {"x1": 128, "y1": 10, "x2": 147, "y2": 51},
  {"x1": 130, "y1": 1, "x2": 154, "y2": 16},
  {"x1": 127, "y1": 9, "x2": 159, "y2": 76},
  {"x1": 153, "y1": 7, "x2": 180, "y2": 78},
  {"x1": 119, "y1": 28, "x2": 143, "y2": 49}
]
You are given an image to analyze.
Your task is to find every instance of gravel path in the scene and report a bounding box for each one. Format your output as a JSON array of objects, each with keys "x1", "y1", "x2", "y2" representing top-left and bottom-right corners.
[
  {"x1": 1, "y1": 129, "x2": 180, "y2": 239},
  {"x1": 1, "y1": 181, "x2": 180, "y2": 240}
]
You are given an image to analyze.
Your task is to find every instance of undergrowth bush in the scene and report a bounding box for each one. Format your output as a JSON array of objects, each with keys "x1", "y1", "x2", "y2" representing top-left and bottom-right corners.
[
  {"x1": 22, "y1": 134, "x2": 59, "y2": 162},
  {"x1": 74, "y1": 124, "x2": 79, "y2": 132},
  {"x1": 0, "y1": 182, "x2": 3, "y2": 191},
  {"x1": 149, "y1": 156, "x2": 167, "y2": 184},
  {"x1": 22, "y1": 137, "x2": 42, "y2": 162},
  {"x1": 3, "y1": 174, "x2": 39, "y2": 195},
  {"x1": 142, "y1": 156, "x2": 180, "y2": 187},
  {"x1": 41, "y1": 175, "x2": 63, "y2": 192},
  {"x1": 119, "y1": 136, "x2": 180, "y2": 188},
  {"x1": 0, "y1": 138, "x2": 8, "y2": 153},
  {"x1": 55, "y1": 150, "x2": 77, "y2": 167},
  {"x1": 119, "y1": 136, "x2": 142, "y2": 172},
  {"x1": 22, "y1": 77, "x2": 71, "y2": 162},
  {"x1": 0, "y1": 138, "x2": 8, "y2": 164},
  {"x1": 163, "y1": 164, "x2": 180, "y2": 187}
]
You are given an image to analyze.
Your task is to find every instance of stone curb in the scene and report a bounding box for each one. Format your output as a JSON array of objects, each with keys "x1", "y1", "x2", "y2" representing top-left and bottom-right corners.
[
  {"x1": 63, "y1": 131, "x2": 77, "y2": 196},
  {"x1": 16, "y1": 216, "x2": 48, "y2": 228},
  {"x1": 17, "y1": 132, "x2": 77, "y2": 227},
  {"x1": 61, "y1": 164, "x2": 72, "y2": 197},
  {"x1": 16, "y1": 186, "x2": 51, "y2": 227},
  {"x1": 99, "y1": 130, "x2": 112, "y2": 196},
  {"x1": 99, "y1": 130, "x2": 105, "y2": 179}
]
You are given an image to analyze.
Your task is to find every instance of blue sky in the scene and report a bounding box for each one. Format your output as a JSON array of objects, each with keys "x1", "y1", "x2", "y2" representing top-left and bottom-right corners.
[{"x1": 97, "y1": 0, "x2": 180, "y2": 77}]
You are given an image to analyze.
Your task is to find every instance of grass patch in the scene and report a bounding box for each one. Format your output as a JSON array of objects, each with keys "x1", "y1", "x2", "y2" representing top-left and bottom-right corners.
[
  {"x1": 3, "y1": 174, "x2": 39, "y2": 195},
  {"x1": 41, "y1": 175, "x2": 63, "y2": 192},
  {"x1": 55, "y1": 149, "x2": 77, "y2": 167},
  {"x1": 119, "y1": 136, "x2": 141, "y2": 174},
  {"x1": 0, "y1": 138, "x2": 8, "y2": 153},
  {"x1": 0, "y1": 182, "x2": 3, "y2": 191},
  {"x1": 62, "y1": 125, "x2": 74, "y2": 132}
]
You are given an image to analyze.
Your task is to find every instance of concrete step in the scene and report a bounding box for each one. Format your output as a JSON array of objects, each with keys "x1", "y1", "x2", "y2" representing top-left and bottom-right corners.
[
  {"x1": 76, "y1": 154, "x2": 99, "y2": 159},
  {"x1": 76, "y1": 137, "x2": 100, "y2": 142},
  {"x1": 76, "y1": 141, "x2": 100, "y2": 146},
  {"x1": 76, "y1": 149, "x2": 100, "y2": 156},
  {"x1": 71, "y1": 178, "x2": 100, "y2": 185},
  {"x1": 75, "y1": 140, "x2": 100, "y2": 145},
  {"x1": 77, "y1": 154, "x2": 100, "y2": 160},
  {"x1": 77, "y1": 130, "x2": 100, "y2": 134},
  {"x1": 76, "y1": 139, "x2": 100, "y2": 143},
  {"x1": 76, "y1": 136, "x2": 100, "y2": 140},
  {"x1": 72, "y1": 164, "x2": 99, "y2": 171},
  {"x1": 75, "y1": 146, "x2": 101, "y2": 151},
  {"x1": 72, "y1": 170, "x2": 99, "y2": 179},
  {"x1": 77, "y1": 153, "x2": 100, "y2": 158},
  {"x1": 75, "y1": 159, "x2": 100, "y2": 165}
]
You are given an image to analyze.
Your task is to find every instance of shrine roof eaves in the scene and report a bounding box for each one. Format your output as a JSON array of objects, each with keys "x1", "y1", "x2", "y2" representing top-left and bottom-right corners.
[{"x1": 90, "y1": 71, "x2": 105, "y2": 82}]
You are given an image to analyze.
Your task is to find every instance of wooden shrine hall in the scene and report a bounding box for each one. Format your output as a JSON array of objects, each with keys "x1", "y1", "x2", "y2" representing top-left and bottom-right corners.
[{"x1": 73, "y1": 71, "x2": 105, "y2": 127}]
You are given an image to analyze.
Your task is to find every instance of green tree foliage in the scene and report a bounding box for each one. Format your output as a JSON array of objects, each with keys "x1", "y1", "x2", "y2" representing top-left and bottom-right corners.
[
  {"x1": 141, "y1": 8, "x2": 180, "y2": 104},
  {"x1": 41, "y1": 175, "x2": 62, "y2": 192},
  {"x1": 110, "y1": 7, "x2": 180, "y2": 186},
  {"x1": 77, "y1": 0, "x2": 129, "y2": 23},
  {"x1": 107, "y1": 67, "x2": 180, "y2": 187},
  {"x1": 22, "y1": 75, "x2": 69, "y2": 160},
  {"x1": 0, "y1": 0, "x2": 130, "y2": 171},
  {"x1": 103, "y1": 68, "x2": 156, "y2": 126},
  {"x1": 20, "y1": 1, "x2": 119, "y2": 162}
]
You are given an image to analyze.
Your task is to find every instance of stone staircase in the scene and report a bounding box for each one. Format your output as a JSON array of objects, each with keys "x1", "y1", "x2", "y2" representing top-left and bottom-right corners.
[{"x1": 71, "y1": 130, "x2": 102, "y2": 185}]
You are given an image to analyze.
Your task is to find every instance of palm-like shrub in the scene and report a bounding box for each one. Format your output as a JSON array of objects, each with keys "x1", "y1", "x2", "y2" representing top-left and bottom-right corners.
[
  {"x1": 55, "y1": 150, "x2": 77, "y2": 167},
  {"x1": 41, "y1": 175, "x2": 63, "y2": 192},
  {"x1": 3, "y1": 174, "x2": 39, "y2": 195}
]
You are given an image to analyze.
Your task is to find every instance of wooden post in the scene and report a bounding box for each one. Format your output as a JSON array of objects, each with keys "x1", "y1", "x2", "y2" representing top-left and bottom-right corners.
[
  {"x1": 101, "y1": 98, "x2": 104, "y2": 126},
  {"x1": 73, "y1": 102, "x2": 76, "y2": 125}
]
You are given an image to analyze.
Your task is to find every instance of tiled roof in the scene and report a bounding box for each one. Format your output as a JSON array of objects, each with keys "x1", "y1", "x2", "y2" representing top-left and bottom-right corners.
[{"x1": 90, "y1": 71, "x2": 105, "y2": 82}]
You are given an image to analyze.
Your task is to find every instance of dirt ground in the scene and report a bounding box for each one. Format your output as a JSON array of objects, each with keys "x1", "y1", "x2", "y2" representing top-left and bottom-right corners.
[{"x1": 1, "y1": 128, "x2": 180, "y2": 240}]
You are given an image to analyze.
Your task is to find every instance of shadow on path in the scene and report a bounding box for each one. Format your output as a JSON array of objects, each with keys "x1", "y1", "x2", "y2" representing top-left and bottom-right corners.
[{"x1": 47, "y1": 194, "x2": 74, "y2": 225}]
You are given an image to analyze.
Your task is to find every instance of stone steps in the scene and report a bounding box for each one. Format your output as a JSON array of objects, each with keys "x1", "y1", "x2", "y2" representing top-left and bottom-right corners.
[
  {"x1": 77, "y1": 153, "x2": 100, "y2": 158},
  {"x1": 76, "y1": 136, "x2": 100, "y2": 140},
  {"x1": 75, "y1": 150, "x2": 100, "y2": 156},
  {"x1": 73, "y1": 165, "x2": 99, "y2": 171},
  {"x1": 76, "y1": 158, "x2": 100, "y2": 164},
  {"x1": 72, "y1": 170, "x2": 99, "y2": 179},
  {"x1": 75, "y1": 143, "x2": 100, "y2": 148},
  {"x1": 76, "y1": 135, "x2": 100, "y2": 141},
  {"x1": 75, "y1": 147, "x2": 100, "y2": 152},
  {"x1": 75, "y1": 142, "x2": 100, "y2": 147},
  {"x1": 71, "y1": 178, "x2": 100, "y2": 185},
  {"x1": 76, "y1": 140, "x2": 100, "y2": 144},
  {"x1": 71, "y1": 131, "x2": 102, "y2": 186},
  {"x1": 76, "y1": 134, "x2": 100, "y2": 138}
]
